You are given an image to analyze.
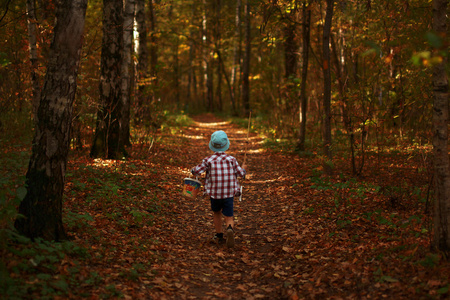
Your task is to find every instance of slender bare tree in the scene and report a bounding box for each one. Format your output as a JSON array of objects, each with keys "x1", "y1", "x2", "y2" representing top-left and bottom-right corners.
[
  {"x1": 241, "y1": 0, "x2": 251, "y2": 115},
  {"x1": 26, "y1": 0, "x2": 40, "y2": 123},
  {"x1": 296, "y1": 1, "x2": 311, "y2": 151},
  {"x1": 149, "y1": 0, "x2": 159, "y2": 103},
  {"x1": 231, "y1": 0, "x2": 241, "y2": 115},
  {"x1": 432, "y1": 0, "x2": 450, "y2": 253},
  {"x1": 322, "y1": 0, "x2": 334, "y2": 175}
]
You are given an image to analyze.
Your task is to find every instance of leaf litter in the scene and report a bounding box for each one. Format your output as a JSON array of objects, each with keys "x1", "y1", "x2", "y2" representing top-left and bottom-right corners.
[{"x1": 4, "y1": 113, "x2": 450, "y2": 299}]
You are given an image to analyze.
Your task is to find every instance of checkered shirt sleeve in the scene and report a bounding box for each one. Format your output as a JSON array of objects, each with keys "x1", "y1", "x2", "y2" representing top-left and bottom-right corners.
[{"x1": 191, "y1": 152, "x2": 246, "y2": 199}]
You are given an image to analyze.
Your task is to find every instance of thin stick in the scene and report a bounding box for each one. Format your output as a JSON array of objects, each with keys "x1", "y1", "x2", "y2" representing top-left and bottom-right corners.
[
  {"x1": 243, "y1": 110, "x2": 252, "y2": 165},
  {"x1": 240, "y1": 111, "x2": 252, "y2": 202}
]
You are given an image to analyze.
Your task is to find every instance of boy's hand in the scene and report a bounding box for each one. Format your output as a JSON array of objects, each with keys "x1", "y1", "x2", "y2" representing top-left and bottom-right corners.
[{"x1": 242, "y1": 163, "x2": 247, "y2": 170}]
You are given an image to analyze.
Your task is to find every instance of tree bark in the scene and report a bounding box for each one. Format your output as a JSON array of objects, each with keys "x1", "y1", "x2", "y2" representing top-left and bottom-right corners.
[
  {"x1": 149, "y1": 0, "x2": 158, "y2": 102},
  {"x1": 174, "y1": 35, "x2": 181, "y2": 108},
  {"x1": 203, "y1": 0, "x2": 214, "y2": 112},
  {"x1": 231, "y1": 0, "x2": 241, "y2": 115},
  {"x1": 330, "y1": 33, "x2": 358, "y2": 175},
  {"x1": 241, "y1": 0, "x2": 251, "y2": 115},
  {"x1": 187, "y1": 2, "x2": 197, "y2": 105},
  {"x1": 284, "y1": 22, "x2": 297, "y2": 80},
  {"x1": 322, "y1": 0, "x2": 334, "y2": 175},
  {"x1": 90, "y1": 0, "x2": 125, "y2": 159},
  {"x1": 26, "y1": 0, "x2": 41, "y2": 124},
  {"x1": 296, "y1": 1, "x2": 311, "y2": 151},
  {"x1": 121, "y1": 0, "x2": 135, "y2": 147},
  {"x1": 15, "y1": 0, "x2": 88, "y2": 241},
  {"x1": 215, "y1": 0, "x2": 223, "y2": 112},
  {"x1": 432, "y1": 0, "x2": 450, "y2": 253},
  {"x1": 135, "y1": 0, "x2": 148, "y2": 121}
]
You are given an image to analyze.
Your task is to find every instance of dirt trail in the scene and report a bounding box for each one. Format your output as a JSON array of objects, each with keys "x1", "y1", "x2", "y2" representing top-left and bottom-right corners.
[
  {"x1": 143, "y1": 114, "x2": 444, "y2": 299},
  {"x1": 148, "y1": 114, "x2": 312, "y2": 299}
]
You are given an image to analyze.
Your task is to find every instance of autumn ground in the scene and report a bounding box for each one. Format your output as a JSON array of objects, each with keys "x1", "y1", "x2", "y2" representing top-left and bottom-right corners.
[{"x1": 2, "y1": 113, "x2": 450, "y2": 299}]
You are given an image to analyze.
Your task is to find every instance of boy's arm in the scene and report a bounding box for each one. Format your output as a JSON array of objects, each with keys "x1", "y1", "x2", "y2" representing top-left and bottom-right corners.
[
  {"x1": 235, "y1": 161, "x2": 246, "y2": 178},
  {"x1": 191, "y1": 159, "x2": 208, "y2": 176}
]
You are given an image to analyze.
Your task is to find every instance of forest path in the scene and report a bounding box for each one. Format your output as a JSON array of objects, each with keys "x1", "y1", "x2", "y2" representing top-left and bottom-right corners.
[
  {"x1": 148, "y1": 114, "x2": 317, "y2": 299},
  {"x1": 62, "y1": 113, "x2": 446, "y2": 300},
  {"x1": 60, "y1": 113, "x2": 447, "y2": 299}
]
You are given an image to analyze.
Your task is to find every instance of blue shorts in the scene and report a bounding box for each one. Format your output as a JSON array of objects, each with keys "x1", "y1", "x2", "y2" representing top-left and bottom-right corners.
[{"x1": 210, "y1": 197, "x2": 234, "y2": 217}]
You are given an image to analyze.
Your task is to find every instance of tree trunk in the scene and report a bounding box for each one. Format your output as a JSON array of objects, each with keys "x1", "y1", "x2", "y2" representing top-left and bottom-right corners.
[
  {"x1": 90, "y1": 0, "x2": 125, "y2": 159},
  {"x1": 322, "y1": 0, "x2": 334, "y2": 175},
  {"x1": 296, "y1": 2, "x2": 311, "y2": 151},
  {"x1": 432, "y1": 0, "x2": 450, "y2": 253},
  {"x1": 135, "y1": 0, "x2": 148, "y2": 121},
  {"x1": 241, "y1": 0, "x2": 251, "y2": 115},
  {"x1": 217, "y1": 50, "x2": 235, "y2": 114},
  {"x1": 26, "y1": 0, "x2": 41, "y2": 124},
  {"x1": 330, "y1": 33, "x2": 358, "y2": 175},
  {"x1": 231, "y1": 0, "x2": 241, "y2": 115},
  {"x1": 187, "y1": 2, "x2": 197, "y2": 106},
  {"x1": 15, "y1": 0, "x2": 88, "y2": 241},
  {"x1": 121, "y1": 0, "x2": 135, "y2": 147},
  {"x1": 284, "y1": 23, "x2": 297, "y2": 80},
  {"x1": 215, "y1": 0, "x2": 223, "y2": 112},
  {"x1": 284, "y1": 20, "x2": 298, "y2": 117},
  {"x1": 174, "y1": 36, "x2": 180, "y2": 108},
  {"x1": 203, "y1": 0, "x2": 214, "y2": 112},
  {"x1": 149, "y1": 0, "x2": 158, "y2": 102}
]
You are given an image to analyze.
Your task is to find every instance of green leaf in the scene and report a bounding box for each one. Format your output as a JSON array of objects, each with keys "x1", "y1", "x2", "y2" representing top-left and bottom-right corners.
[
  {"x1": 37, "y1": 273, "x2": 52, "y2": 281},
  {"x1": 380, "y1": 275, "x2": 399, "y2": 283},
  {"x1": 16, "y1": 186, "x2": 27, "y2": 201},
  {"x1": 437, "y1": 285, "x2": 449, "y2": 295},
  {"x1": 0, "y1": 52, "x2": 10, "y2": 67},
  {"x1": 51, "y1": 279, "x2": 69, "y2": 292},
  {"x1": 426, "y1": 32, "x2": 443, "y2": 49},
  {"x1": 363, "y1": 41, "x2": 381, "y2": 57}
]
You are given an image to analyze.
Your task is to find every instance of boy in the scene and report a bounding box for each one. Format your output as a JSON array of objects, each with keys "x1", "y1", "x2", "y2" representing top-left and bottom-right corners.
[{"x1": 191, "y1": 130, "x2": 246, "y2": 248}]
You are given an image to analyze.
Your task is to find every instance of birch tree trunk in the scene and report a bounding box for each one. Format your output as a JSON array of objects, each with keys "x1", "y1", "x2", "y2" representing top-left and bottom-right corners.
[
  {"x1": 15, "y1": 0, "x2": 88, "y2": 241},
  {"x1": 322, "y1": 0, "x2": 334, "y2": 175},
  {"x1": 432, "y1": 0, "x2": 450, "y2": 253},
  {"x1": 90, "y1": 0, "x2": 125, "y2": 159},
  {"x1": 121, "y1": 0, "x2": 135, "y2": 147},
  {"x1": 135, "y1": 0, "x2": 148, "y2": 121}
]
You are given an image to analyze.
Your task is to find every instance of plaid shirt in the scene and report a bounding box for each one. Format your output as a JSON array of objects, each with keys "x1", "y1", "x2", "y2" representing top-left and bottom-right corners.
[{"x1": 191, "y1": 152, "x2": 246, "y2": 199}]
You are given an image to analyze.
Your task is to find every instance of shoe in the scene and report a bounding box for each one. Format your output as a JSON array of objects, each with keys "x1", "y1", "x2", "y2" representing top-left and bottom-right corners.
[
  {"x1": 226, "y1": 225, "x2": 235, "y2": 248},
  {"x1": 212, "y1": 233, "x2": 225, "y2": 245}
]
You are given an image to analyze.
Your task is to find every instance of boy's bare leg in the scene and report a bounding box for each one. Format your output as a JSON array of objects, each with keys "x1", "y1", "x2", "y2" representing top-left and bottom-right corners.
[
  {"x1": 224, "y1": 216, "x2": 234, "y2": 229},
  {"x1": 213, "y1": 211, "x2": 223, "y2": 233},
  {"x1": 225, "y1": 216, "x2": 235, "y2": 248}
]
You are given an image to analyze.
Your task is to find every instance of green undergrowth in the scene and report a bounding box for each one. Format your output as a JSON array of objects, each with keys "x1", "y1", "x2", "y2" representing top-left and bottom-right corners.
[
  {"x1": 65, "y1": 162, "x2": 170, "y2": 231},
  {"x1": 306, "y1": 169, "x2": 432, "y2": 263},
  {"x1": 1, "y1": 232, "x2": 90, "y2": 299},
  {"x1": 2, "y1": 159, "x2": 168, "y2": 298},
  {"x1": 228, "y1": 113, "x2": 320, "y2": 156},
  {"x1": 160, "y1": 110, "x2": 194, "y2": 135}
]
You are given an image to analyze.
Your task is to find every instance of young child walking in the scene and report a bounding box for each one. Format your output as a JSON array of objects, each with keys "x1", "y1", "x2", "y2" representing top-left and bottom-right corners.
[{"x1": 191, "y1": 130, "x2": 246, "y2": 248}]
